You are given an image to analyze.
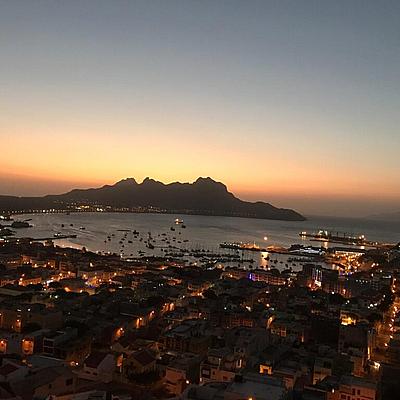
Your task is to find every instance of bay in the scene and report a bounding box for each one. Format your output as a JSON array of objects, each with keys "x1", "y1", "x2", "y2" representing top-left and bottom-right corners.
[{"x1": 11, "y1": 213, "x2": 399, "y2": 260}]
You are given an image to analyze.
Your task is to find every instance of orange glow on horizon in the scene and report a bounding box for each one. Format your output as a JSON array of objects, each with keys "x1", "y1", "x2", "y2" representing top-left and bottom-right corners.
[
  {"x1": 1, "y1": 124, "x2": 399, "y2": 205},
  {"x1": 1, "y1": 168, "x2": 399, "y2": 204}
]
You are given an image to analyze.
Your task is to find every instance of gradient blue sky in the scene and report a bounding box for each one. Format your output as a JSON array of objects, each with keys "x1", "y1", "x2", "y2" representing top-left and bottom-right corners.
[{"x1": 1, "y1": 1, "x2": 399, "y2": 216}]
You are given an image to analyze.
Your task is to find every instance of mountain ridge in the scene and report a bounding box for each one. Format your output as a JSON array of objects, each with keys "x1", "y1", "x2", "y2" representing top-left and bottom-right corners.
[{"x1": 0, "y1": 177, "x2": 305, "y2": 221}]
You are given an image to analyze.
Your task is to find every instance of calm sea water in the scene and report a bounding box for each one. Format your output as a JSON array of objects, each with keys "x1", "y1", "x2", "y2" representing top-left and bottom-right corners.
[{"x1": 12, "y1": 213, "x2": 400, "y2": 259}]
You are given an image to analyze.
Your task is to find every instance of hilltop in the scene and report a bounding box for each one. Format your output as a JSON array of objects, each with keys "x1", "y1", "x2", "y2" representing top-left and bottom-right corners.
[{"x1": 0, "y1": 177, "x2": 305, "y2": 221}]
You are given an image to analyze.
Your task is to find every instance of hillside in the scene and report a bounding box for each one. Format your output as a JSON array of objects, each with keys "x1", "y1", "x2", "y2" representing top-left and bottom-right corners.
[{"x1": 0, "y1": 177, "x2": 305, "y2": 221}]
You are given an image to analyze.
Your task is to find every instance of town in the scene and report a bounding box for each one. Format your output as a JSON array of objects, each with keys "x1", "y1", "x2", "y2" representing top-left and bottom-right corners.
[
  {"x1": 2, "y1": 1, "x2": 399, "y2": 399},
  {"x1": 0, "y1": 233, "x2": 399, "y2": 400}
]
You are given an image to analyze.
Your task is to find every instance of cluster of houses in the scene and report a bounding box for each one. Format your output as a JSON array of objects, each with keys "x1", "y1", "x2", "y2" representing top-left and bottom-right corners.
[{"x1": 0, "y1": 239, "x2": 399, "y2": 399}]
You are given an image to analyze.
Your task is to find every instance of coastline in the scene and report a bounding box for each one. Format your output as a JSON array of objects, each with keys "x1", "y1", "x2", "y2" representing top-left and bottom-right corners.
[{"x1": 2, "y1": 208, "x2": 306, "y2": 222}]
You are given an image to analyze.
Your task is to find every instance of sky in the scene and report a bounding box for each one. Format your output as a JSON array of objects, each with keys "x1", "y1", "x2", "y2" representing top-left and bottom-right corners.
[{"x1": 1, "y1": 1, "x2": 399, "y2": 217}]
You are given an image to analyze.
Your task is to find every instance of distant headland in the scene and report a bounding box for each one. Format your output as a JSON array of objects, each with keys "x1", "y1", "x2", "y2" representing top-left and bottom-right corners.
[{"x1": 0, "y1": 177, "x2": 305, "y2": 221}]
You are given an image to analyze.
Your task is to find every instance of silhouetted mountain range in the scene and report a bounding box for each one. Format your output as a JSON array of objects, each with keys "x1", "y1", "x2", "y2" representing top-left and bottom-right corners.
[{"x1": 0, "y1": 177, "x2": 305, "y2": 221}]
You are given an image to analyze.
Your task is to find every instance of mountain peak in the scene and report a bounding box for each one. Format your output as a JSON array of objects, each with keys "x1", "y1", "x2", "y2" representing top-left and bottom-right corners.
[
  {"x1": 0, "y1": 176, "x2": 305, "y2": 221},
  {"x1": 194, "y1": 177, "x2": 227, "y2": 192},
  {"x1": 195, "y1": 177, "x2": 216, "y2": 184},
  {"x1": 115, "y1": 178, "x2": 137, "y2": 186},
  {"x1": 142, "y1": 177, "x2": 160, "y2": 185}
]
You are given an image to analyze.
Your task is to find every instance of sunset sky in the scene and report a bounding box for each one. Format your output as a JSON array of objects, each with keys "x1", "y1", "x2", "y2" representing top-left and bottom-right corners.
[{"x1": 1, "y1": 1, "x2": 399, "y2": 217}]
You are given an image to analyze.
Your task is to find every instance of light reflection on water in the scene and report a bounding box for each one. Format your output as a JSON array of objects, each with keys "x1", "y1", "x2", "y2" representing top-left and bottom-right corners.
[{"x1": 11, "y1": 212, "x2": 400, "y2": 271}]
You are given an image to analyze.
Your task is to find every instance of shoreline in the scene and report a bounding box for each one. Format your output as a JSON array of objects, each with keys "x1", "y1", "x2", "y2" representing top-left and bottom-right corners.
[{"x1": 1, "y1": 208, "x2": 306, "y2": 222}]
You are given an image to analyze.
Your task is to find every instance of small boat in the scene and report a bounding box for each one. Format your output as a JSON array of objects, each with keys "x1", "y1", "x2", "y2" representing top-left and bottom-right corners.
[
  {"x1": 79, "y1": 226, "x2": 85, "y2": 230},
  {"x1": 11, "y1": 221, "x2": 31, "y2": 229},
  {"x1": 175, "y1": 218, "x2": 184, "y2": 225},
  {"x1": 0, "y1": 228, "x2": 14, "y2": 236}
]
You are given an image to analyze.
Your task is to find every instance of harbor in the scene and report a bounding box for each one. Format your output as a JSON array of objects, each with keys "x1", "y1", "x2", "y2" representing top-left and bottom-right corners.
[
  {"x1": 2, "y1": 212, "x2": 398, "y2": 277},
  {"x1": 299, "y1": 229, "x2": 394, "y2": 248}
]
